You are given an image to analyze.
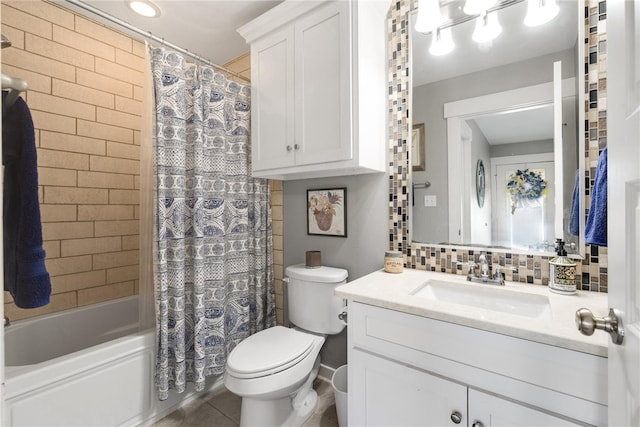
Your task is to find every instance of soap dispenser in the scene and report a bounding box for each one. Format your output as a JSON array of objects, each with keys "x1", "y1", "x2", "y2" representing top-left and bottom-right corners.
[{"x1": 549, "y1": 238, "x2": 577, "y2": 295}]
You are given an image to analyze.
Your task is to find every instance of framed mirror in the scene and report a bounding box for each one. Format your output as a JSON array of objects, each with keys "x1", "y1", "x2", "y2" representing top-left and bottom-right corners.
[{"x1": 406, "y1": 0, "x2": 584, "y2": 256}]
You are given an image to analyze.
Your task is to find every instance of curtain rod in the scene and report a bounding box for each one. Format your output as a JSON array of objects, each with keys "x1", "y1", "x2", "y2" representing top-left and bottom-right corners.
[{"x1": 64, "y1": 0, "x2": 249, "y2": 83}]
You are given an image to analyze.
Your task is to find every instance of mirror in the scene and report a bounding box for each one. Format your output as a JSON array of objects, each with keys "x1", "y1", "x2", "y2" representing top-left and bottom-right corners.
[{"x1": 409, "y1": 0, "x2": 584, "y2": 255}]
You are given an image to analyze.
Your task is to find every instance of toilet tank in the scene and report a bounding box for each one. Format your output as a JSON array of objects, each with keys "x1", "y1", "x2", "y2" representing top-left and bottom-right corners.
[{"x1": 285, "y1": 264, "x2": 348, "y2": 335}]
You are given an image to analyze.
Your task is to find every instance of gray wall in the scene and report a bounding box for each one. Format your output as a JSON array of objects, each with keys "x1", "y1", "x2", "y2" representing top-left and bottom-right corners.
[
  {"x1": 411, "y1": 48, "x2": 577, "y2": 244},
  {"x1": 283, "y1": 173, "x2": 388, "y2": 368}
]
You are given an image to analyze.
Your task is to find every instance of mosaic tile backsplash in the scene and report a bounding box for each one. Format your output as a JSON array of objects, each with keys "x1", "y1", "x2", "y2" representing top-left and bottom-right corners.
[{"x1": 387, "y1": 0, "x2": 608, "y2": 292}]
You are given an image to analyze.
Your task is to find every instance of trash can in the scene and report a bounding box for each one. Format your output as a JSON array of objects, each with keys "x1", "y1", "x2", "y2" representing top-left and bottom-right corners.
[{"x1": 332, "y1": 365, "x2": 348, "y2": 427}]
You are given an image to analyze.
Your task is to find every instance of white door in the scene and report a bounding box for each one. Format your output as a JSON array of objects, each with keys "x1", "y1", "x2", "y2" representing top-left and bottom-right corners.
[
  {"x1": 604, "y1": 1, "x2": 640, "y2": 426},
  {"x1": 492, "y1": 155, "x2": 555, "y2": 250}
]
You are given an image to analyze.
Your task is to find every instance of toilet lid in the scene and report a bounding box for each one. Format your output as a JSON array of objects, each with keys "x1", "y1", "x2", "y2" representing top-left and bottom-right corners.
[{"x1": 226, "y1": 326, "x2": 315, "y2": 379}]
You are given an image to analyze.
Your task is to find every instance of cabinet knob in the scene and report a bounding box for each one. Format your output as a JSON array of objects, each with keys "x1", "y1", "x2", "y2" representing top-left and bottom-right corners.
[
  {"x1": 472, "y1": 422, "x2": 484, "y2": 427},
  {"x1": 450, "y1": 411, "x2": 462, "y2": 424},
  {"x1": 286, "y1": 145, "x2": 292, "y2": 152},
  {"x1": 294, "y1": 143, "x2": 300, "y2": 150}
]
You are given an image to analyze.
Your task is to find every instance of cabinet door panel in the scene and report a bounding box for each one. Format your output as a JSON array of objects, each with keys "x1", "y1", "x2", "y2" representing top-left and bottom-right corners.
[
  {"x1": 350, "y1": 349, "x2": 467, "y2": 427},
  {"x1": 294, "y1": 1, "x2": 352, "y2": 166},
  {"x1": 251, "y1": 27, "x2": 295, "y2": 171},
  {"x1": 469, "y1": 389, "x2": 581, "y2": 427}
]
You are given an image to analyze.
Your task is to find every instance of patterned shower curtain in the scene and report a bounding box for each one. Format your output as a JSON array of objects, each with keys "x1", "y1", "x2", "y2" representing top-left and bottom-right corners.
[{"x1": 149, "y1": 46, "x2": 275, "y2": 400}]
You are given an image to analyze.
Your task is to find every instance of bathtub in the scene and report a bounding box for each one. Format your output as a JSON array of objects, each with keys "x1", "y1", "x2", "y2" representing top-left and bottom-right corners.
[{"x1": 4, "y1": 296, "x2": 224, "y2": 426}]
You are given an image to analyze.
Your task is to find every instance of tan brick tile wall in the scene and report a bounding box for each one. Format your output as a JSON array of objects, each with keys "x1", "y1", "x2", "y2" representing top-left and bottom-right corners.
[{"x1": 3, "y1": 0, "x2": 143, "y2": 320}]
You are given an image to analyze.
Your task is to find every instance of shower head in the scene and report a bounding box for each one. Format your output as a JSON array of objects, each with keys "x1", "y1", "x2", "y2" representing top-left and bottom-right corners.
[{"x1": 1, "y1": 34, "x2": 12, "y2": 49}]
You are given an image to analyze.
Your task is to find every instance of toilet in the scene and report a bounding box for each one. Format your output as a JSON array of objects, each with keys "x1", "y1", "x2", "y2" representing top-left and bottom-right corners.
[{"x1": 224, "y1": 264, "x2": 348, "y2": 427}]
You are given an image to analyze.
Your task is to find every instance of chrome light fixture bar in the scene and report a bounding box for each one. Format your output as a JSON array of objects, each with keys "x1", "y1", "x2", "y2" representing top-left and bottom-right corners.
[
  {"x1": 415, "y1": 0, "x2": 559, "y2": 56},
  {"x1": 417, "y1": 0, "x2": 525, "y2": 36}
]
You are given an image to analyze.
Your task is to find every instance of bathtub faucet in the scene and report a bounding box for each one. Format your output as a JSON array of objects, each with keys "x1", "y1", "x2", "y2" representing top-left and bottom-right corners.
[{"x1": 4, "y1": 315, "x2": 10, "y2": 327}]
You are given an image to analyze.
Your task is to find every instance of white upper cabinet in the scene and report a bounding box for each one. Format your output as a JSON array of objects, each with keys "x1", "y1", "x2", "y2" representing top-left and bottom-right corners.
[{"x1": 238, "y1": 0, "x2": 387, "y2": 180}]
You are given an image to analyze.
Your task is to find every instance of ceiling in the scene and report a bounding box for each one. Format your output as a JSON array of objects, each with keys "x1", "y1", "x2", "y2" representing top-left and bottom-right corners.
[
  {"x1": 472, "y1": 104, "x2": 554, "y2": 145},
  {"x1": 59, "y1": 0, "x2": 284, "y2": 66}
]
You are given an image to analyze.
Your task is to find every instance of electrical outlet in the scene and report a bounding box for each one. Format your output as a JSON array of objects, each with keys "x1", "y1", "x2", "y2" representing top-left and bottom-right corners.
[{"x1": 424, "y1": 195, "x2": 437, "y2": 207}]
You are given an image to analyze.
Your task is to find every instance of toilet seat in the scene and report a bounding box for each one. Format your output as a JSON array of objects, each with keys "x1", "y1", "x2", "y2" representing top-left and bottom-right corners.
[{"x1": 226, "y1": 326, "x2": 315, "y2": 379}]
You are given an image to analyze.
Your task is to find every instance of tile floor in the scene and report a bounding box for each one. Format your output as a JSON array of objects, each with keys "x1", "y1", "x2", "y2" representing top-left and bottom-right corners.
[{"x1": 152, "y1": 377, "x2": 339, "y2": 427}]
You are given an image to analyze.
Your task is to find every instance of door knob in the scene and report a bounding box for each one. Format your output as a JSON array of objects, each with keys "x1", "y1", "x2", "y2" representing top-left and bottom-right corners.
[
  {"x1": 575, "y1": 307, "x2": 624, "y2": 345},
  {"x1": 450, "y1": 410, "x2": 462, "y2": 424}
]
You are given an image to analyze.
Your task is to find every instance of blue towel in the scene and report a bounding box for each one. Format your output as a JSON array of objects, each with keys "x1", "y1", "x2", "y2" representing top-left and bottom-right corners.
[
  {"x1": 585, "y1": 148, "x2": 607, "y2": 246},
  {"x1": 2, "y1": 92, "x2": 51, "y2": 308},
  {"x1": 568, "y1": 170, "x2": 580, "y2": 236}
]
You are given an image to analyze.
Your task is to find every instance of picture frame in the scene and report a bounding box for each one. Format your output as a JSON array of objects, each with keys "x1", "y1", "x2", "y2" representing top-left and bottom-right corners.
[
  {"x1": 307, "y1": 188, "x2": 347, "y2": 237},
  {"x1": 411, "y1": 123, "x2": 426, "y2": 171}
]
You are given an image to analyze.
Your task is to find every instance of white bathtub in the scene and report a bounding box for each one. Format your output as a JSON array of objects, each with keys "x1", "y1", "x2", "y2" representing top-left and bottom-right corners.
[{"x1": 4, "y1": 296, "x2": 223, "y2": 426}]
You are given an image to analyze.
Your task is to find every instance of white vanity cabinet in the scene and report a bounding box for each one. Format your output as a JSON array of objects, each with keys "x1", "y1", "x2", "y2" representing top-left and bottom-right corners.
[
  {"x1": 348, "y1": 302, "x2": 608, "y2": 427},
  {"x1": 237, "y1": 1, "x2": 387, "y2": 180}
]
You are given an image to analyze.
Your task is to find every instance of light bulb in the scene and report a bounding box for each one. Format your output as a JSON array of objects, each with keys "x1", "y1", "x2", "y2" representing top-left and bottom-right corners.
[
  {"x1": 126, "y1": 0, "x2": 161, "y2": 18},
  {"x1": 429, "y1": 27, "x2": 455, "y2": 56},
  {"x1": 415, "y1": 0, "x2": 445, "y2": 34},
  {"x1": 472, "y1": 11, "x2": 502, "y2": 43},
  {"x1": 524, "y1": 0, "x2": 559, "y2": 27}
]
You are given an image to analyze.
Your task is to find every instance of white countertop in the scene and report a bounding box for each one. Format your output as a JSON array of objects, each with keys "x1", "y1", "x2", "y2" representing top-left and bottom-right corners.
[{"x1": 335, "y1": 268, "x2": 609, "y2": 357}]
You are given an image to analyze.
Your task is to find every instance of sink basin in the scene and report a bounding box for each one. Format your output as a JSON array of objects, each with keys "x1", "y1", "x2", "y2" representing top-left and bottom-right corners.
[{"x1": 411, "y1": 279, "x2": 551, "y2": 319}]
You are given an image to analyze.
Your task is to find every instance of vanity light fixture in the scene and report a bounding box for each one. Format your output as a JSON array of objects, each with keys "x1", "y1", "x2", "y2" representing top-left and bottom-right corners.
[
  {"x1": 126, "y1": 0, "x2": 161, "y2": 18},
  {"x1": 523, "y1": 0, "x2": 559, "y2": 27},
  {"x1": 429, "y1": 27, "x2": 455, "y2": 56},
  {"x1": 472, "y1": 11, "x2": 502, "y2": 43},
  {"x1": 415, "y1": 0, "x2": 445, "y2": 34}
]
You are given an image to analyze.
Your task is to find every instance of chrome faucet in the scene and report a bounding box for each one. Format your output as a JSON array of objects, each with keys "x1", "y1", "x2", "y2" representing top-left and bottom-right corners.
[
  {"x1": 4, "y1": 315, "x2": 10, "y2": 327},
  {"x1": 467, "y1": 253, "x2": 505, "y2": 286}
]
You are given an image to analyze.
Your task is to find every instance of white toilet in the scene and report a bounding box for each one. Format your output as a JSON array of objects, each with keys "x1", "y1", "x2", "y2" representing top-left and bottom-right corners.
[{"x1": 224, "y1": 264, "x2": 348, "y2": 427}]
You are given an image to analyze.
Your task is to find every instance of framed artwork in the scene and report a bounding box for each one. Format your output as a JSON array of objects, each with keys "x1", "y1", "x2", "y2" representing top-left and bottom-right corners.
[
  {"x1": 412, "y1": 123, "x2": 426, "y2": 171},
  {"x1": 307, "y1": 188, "x2": 347, "y2": 237}
]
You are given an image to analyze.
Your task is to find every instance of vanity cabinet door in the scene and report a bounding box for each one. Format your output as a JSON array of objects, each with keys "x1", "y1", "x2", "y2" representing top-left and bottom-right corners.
[
  {"x1": 468, "y1": 389, "x2": 582, "y2": 427},
  {"x1": 350, "y1": 349, "x2": 467, "y2": 427}
]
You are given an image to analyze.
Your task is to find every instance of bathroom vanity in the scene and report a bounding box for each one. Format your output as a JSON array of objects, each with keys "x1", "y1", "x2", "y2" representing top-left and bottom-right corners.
[{"x1": 335, "y1": 269, "x2": 608, "y2": 427}]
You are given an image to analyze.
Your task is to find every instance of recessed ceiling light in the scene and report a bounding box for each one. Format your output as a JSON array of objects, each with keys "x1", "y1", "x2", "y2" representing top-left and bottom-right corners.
[{"x1": 126, "y1": 0, "x2": 161, "y2": 18}]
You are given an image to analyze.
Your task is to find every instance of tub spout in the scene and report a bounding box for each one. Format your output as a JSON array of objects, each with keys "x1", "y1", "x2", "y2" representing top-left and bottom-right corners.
[{"x1": 4, "y1": 315, "x2": 10, "y2": 327}]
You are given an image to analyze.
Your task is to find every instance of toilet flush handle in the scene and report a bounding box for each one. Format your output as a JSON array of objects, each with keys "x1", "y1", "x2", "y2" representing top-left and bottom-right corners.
[{"x1": 338, "y1": 306, "x2": 348, "y2": 325}]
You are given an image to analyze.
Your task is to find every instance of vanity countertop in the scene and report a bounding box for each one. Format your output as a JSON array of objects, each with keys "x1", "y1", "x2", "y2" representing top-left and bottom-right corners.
[{"x1": 335, "y1": 268, "x2": 609, "y2": 357}]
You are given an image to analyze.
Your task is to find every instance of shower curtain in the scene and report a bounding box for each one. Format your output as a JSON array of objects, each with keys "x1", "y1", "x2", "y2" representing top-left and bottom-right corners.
[{"x1": 146, "y1": 46, "x2": 275, "y2": 400}]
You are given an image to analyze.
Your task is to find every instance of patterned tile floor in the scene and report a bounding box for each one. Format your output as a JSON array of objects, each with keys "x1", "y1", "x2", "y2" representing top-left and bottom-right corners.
[{"x1": 152, "y1": 377, "x2": 339, "y2": 427}]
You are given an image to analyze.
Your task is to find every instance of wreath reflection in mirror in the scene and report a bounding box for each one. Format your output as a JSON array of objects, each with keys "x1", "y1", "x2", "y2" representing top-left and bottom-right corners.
[{"x1": 506, "y1": 169, "x2": 548, "y2": 214}]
